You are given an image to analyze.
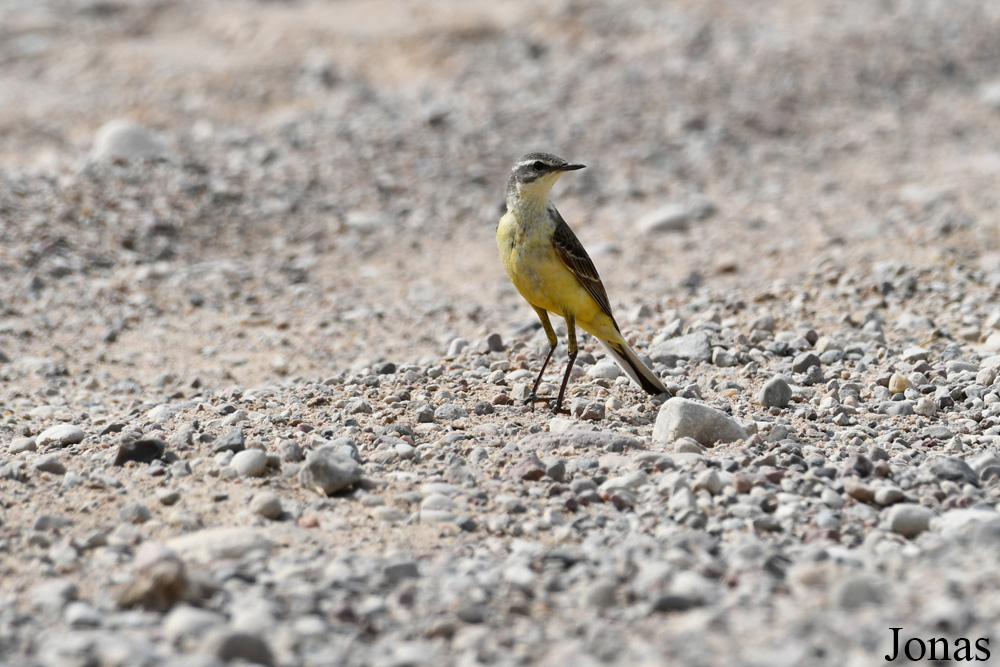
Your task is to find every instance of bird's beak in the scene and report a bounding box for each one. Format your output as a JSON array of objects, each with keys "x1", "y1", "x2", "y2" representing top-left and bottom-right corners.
[{"x1": 559, "y1": 163, "x2": 586, "y2": 171}]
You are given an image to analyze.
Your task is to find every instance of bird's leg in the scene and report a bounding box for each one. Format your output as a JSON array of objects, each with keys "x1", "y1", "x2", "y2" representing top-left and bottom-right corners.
[
  {"x1": 527, "y1": 308, "x2": 559, "y2": 411},
  {"x1": 553, "y1": 316, "x2": 577, "y2": 415}
]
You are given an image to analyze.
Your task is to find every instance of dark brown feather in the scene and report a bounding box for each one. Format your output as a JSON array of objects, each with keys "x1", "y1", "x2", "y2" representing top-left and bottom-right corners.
[{"x1": 549, "y1": 206, "x2": 620, "y2": 331}]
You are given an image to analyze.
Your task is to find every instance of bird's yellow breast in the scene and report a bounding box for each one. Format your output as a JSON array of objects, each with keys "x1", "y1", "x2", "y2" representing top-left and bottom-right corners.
[{"x1": 497, "y1": 208, "x2": 597, "y2": 323}]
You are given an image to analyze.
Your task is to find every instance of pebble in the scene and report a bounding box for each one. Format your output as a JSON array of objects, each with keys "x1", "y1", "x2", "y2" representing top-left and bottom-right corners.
[
  {"x1": 35, "y1": 425, "x2": 85, "y2": 448},
  {"x1": 231, "y1": 449, "x2": 269, "y2": 477},
  {"x1": 887, "y1": 503, "x2": 934, "y2": 538},
  {"x1": 167, "y1": 528, "x2": 272, "y2": 562},
  {"x1": 90, "y1": 119, "x2": 170, "y2": 161},
  {"x1": 213, "y1": 427, "x2": 246, "y2": 453},
  {"x1": 435, "y1": 403, "x2": 469, "y2": 420},
  {"x1": 758, "y1": 376, "x2": 792, "y2": 408},
  {"x1": 649, "y1": 331, "x2": 712, "y2": 363},
  {"x1": 163, "y1": 604, "x2": 227, "y2": 643},
  {"x1": 636, "y1": 202, "x2": 692, "y2": 233},
  {"x1": 299, "y1": 445, "x2": 363, "y2": 495},
  {"x1": 114, "y1": 438, "x2": 166, "y2": 465},
  {"x1": 653, "y1": 397, "x2": 749, "y2": 446},
  {"x1": 9, "y1": 437, "x2": 37, "y2": 454},
  {"x1": 33, "y1": 454, "x2": 66, "y2": 475},
  {"x1": 791, "y1": 352, "x2": 821, "y2": 373},
  {"x1": 119, "y1": 501, "x2": 152, "y2": 524},
  {"x1": 250, "y1": 492, "x2": 283, "y2": 519}
]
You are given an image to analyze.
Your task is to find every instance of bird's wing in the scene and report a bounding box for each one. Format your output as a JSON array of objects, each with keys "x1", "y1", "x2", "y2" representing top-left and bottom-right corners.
[{"x1": 550, "y1": 206, "x2": 620, "y2": 330}]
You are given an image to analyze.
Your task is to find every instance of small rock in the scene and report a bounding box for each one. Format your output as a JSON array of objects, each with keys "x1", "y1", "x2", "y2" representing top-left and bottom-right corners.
[
  {"x1": 299, "y1": 445, "x2": 363, "y2": 495},
  {"x1": 163, "y1": 604, "x2": 227, "y2": 643},
  {"x1": 570, "y1": 398, "x2": 605, "y2": 421},
  {"x1": 834, "y1": 574, "x2": 883, "y2": 609},
  {"x1": 758, "y1": 376, "x2": 792, "y2": 408},
  {"x1": 200, "y1": 629, "x2": 276, "y2": 667},
  {"x1": 250, "y1": 492, "x2": 283, "y2": 520},
  {"x1": 277, "y1": 439, "x2": 304, "y2": 462},
  {"x1": 636, "y1": 203, "x2": 692, "y2": 233},
  {"x1": 167, "y1": 528, "x2": 271, "y2": 563},
  {"x1": 35, "y1": 425, "x2": 85, "y2": 448},
  {"x1": 119, "y1": 501, "x2": 152, "y2": 524},
  {"x1": 434, "y1": 404, "x2": 468, "y2": 420},
  {"x1": 30, "y1": 578, "x2": 79, "y2": 613},
  {"x1": 509, "y1": 454, "x2": 546, "y2": 481},
  {"x1": 653, "y1": 397, "x2": 748, "y2": 446},
  {"x1": 874, "y1": 486, "x2": 905, "y2": 506},
  {"x1": 888, "y1": 503, "x2": 934, "y2": 538},
  {"x1": 114, "y1": 438, "x2": 166, "y2": 466},
  {"x1": 712, "y1": 348, "x2": 737, "y2": 367},
  {"x1": 33, "y1": 455, "x2": 66, "y2": 475},
  {"x1": 213, "y1": 427, "x2": 245, "y2": 454},
  {"x1": 478, "y1": 333, "x2": 504, "y2": 353},
  {"x1": 791, "y1": 352, "x2": 821, "y2": 373},
  {"x1": 649, "y1": 332, "x2": 712, "y2": 363},
  {"x1": 117, "y1": 544, "x2": 188, "y2": 611},
  {"x1": 231, "y1": 449, "x2": 269, "y2": 477},
  {"x1": 63, "y1": 601, "x2": 101, "y2": 628},
  {"x1": 9, "y1": 437, "x2": 37, "y2": 454},
  {"x1": 91, "y1": 119, "x2": 170, "y2": 161},
  {"x1": 925, "y1": 457, "x2": 979, "y2": 487}
]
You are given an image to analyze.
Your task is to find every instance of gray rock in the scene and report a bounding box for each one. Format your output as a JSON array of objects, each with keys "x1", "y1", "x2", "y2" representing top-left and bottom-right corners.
[
  {"x1": 63, "y1": 601, "x2": 101, "y2": 628},
  {"x1": 231, "y1": 449, "x2": 268, "y2": 477},
  {"x1": 9, "y1": 437, "x2": 37, "y2": 454},
  {"x1": 91, "y1": 119, "x2": 170, "y2": 161},
  {"x1": 213, "y1": 427, "x2": 245, "y2": 453},
  {"x1": 712, "y1": 348, "x2": 737, "y2": 367},
  {"x1": 887, "y1": 503, "x2": 934, "y2": 538},
  {"x1": 649, "y1": 331, "x2": 712, "y2": 363},
  {"x1": 758, "y1": 376, "x2": 792, "y2": 408},
  {"x1": 873, "y1": 486, "x2": 905, "y2": 506},
  {"x1": 30, "y1": 578, "x2": 79, "y2": 613},
  {"x1": 250, "y1": 492, "x2": 283, "y2": 520},
  {"x1": 200, "y1": 629, "x2": 275, "y2": 667},
  {"x1": 925, "y1": 456, "x2": 979, "y2": 486},
  {"x1": 345, "y1": 398, "x2": 373, "y2": 415},
  {"x1": 163, "y1": 604, "x2": 227, "y2": 643},
  {"x1": 119, "y1": 501, "x2": 152, "y2": 524},
  {"x1": 299, "y1": 444, "x2": 363, "y2": 495},
  {"x1": 636, "y1": 202, "x2": 692, "y2": 233},
  {"x1": 33, "y1": 455, "x2": 66, "y2": 475},
  {"x1": 834, "y1": 574, "x2": 883, "y2": 609},
  {"x1": 516, "y1": 429, "x2": 642, "y2": 453},
  {"x1": 35, "y1": 425, "x2": 85, "y2": 448},
  {"x1": 167, "y1": 528, "x2": 272, "y2": 563},
  {"x1": 934, "y1": 508, "x2": 1000, "y2": 540},
  {"x1": 879, "y1": 401, "x2": 914, "y2": 417},
  {"x1": 791, "y1": 352, "x2": 821, "y2": 373},
  {"x1": 653, "y1": 397, "x2": 749, "y2": 446},
  {"x1": 434, "y1": 403, "x2": 469, "y2": 420}
]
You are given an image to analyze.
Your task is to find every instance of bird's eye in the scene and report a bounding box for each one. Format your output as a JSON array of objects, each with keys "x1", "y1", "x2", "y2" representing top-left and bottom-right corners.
[{"x1": 532, "y1": 161, "x2": 545, "y2": 170}]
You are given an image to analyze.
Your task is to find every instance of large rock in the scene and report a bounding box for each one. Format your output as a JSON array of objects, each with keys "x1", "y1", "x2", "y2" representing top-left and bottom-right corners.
[
  {"x1": 299, "y1": 444, "x2": 363, "y2": 495},
  {"x1": 653, "y1": 397, "x2": 748, "y2": 446}
]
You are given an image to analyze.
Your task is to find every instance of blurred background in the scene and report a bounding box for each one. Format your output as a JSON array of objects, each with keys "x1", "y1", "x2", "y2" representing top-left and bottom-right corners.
[{"x1": 2, "y1": 0, "x2": 1000, "y2": 390}]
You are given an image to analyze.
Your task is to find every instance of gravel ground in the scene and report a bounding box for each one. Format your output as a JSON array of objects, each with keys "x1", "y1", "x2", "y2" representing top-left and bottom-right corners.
[{"x1": 4, "y1": 1, "x2": 1000, "y2": 665}]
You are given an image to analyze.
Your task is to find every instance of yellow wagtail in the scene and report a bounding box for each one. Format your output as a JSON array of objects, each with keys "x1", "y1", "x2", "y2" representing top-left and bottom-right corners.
[{"x1": 497, "y1": 152, "x2": 669, "y2": 413}]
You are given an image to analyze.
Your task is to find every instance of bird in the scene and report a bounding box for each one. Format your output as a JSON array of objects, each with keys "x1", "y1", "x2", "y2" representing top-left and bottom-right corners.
[{"x1": 496, "y1": 152, "x2": 668, "y2": 413}]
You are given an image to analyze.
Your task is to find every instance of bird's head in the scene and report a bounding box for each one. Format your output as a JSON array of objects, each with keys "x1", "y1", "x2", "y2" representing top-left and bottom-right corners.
[{"x1": 505, "y1": 152, "x2": 585, "y2": 208}]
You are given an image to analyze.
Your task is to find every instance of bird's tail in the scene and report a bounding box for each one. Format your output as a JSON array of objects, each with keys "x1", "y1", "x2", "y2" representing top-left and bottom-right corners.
[{"x1": 598, "y1": 338, "x2": 668, "y2": 396}]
